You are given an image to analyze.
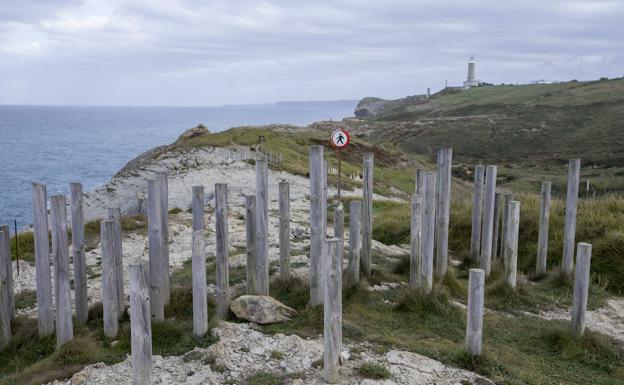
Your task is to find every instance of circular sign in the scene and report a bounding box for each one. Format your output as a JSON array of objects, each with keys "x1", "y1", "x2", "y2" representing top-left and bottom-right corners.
[{"x1": 331, "y1": 129, "x2": 350, "y2": 150}]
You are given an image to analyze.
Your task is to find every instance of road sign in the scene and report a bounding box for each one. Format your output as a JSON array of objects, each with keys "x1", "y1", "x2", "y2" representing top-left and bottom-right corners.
[{"x1": 331, "y1": 129, "x2": 350, "y2": 150}]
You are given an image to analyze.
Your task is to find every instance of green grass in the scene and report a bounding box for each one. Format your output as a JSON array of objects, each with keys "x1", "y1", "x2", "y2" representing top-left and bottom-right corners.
[
  {"x1": 244, "y1": 371, "x2": 284, "y2": 385},
  {"x1": 14, "y1": 290, "x2": 37, "y2": 311},
  {"x1": 356, "y1": 362, "x2": 391, "y2": 379}
]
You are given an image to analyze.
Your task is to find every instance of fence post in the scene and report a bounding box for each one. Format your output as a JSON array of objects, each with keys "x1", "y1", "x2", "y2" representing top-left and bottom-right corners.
[
  {"x1": 348, "y1": 201, "x2": 361, "y2": 285},
  {"x1": 245, "y1": 196, "x2": 257, "y2": 295},
  {"x1": 158, "y1": 173, "x2": 170, "y2": 305},
  {"x1": 255, "y1": 160, "x2": 269, "y2": 295},
  {"x1": 309, "y1": 145, "x2": 324, "y2": 306},
  {"x1": 421, "y1": 172, "x2": 437, "y2": 294},
  {"x1": 279, "y1": 181, "x2": 291, "y2": 280},
  {"x1": 504, "y1": 201, "x2": 521, "y2": 288},
  {"x1": 466, "y1": 268, "x2": 485, "y2": 356},
  {"x1": 69, "y1": 183, "x2": 88, "y2": 325},
  {"x1": 0, "y1": 230, "x2": 11, "y2": 348},
  {"x1": 362, "y1": 154, "x2": 374, "y2": 278},
  {"x1": 323, "y1": 238, "x2": 342, "y2": 384},
  {"x1": 107, "y1": 207, "x2": 124, "y2": 318},
  {"x1": 499, "y1": 193, "x2": 512, "y2": 258},
  {"x1": 470, "y1": 166, "x2": 485, "y2": 262},
  {"x1": 0, "y1": 226, "x2": 13, "y2": 321},
  {"x1": 147, "y1": 180, "x2": 164, "y2": 321},
  {"x1": 491, "y1": 193, "x2": 501, "y2": 261},
  {"x1": 129, "y1": 262, "x2": 152, "y2": 385},
  {"x1": 192, "y1": 186, "x2": 204, "y2": 231},
  {"x1": 50, "y1": 195, "x2": 73, "y2": 348},
  {"x1": 31, "y1": 183, "x2": 54, "y2": 336},
  {"x1": 562, "y1": 159, "x2": 581, "y2": 274},
  {"x1": 436, "y1": 148, "x2": 452, "y2": 278},
  {"x1": 415, "y1": 168, "x2": 425, "y2": 195},
  {"x1": 101, "y1": 220, "x2": 119, "y2": 338},
  {"x1": 333, "y1": 202, "x2": 344, "y2": 241},
  {"x1": 192, "y1": 230, "x2": 208, "y2": 336},
  {"x1": 571, "y1": 242, "x2": 592, "y2": 337},
  {"x1": 410, "y1": 194, "x2": 422, "y2": 290},
  {"x1": 215, "y1": 183, "x2": 230, "y2": 319},
  {"x1": 536, "y1": 182, "x2": 552, "y2": 274},
  {"x1": 480, "y1": 165, "x2": 497, "y2": 277}
]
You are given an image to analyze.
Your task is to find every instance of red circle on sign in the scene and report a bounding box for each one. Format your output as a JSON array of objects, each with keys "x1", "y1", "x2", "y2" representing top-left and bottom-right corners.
[{"x1": 331, "y1": 129, "x2": 350, "y2": 150}]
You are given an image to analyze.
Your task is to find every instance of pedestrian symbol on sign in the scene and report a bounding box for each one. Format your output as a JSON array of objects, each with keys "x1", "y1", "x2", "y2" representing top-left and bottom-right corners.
[{"x1": 331, "y1": 129, "x2": 350, "y2": 150}]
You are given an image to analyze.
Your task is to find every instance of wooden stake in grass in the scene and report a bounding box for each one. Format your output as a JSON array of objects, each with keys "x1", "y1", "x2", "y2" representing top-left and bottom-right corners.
[
  {"x1": 491, "y1": 192, "x2": 501, "y2": 261},
  {"x1": 466, "y1": 268, "x2": 485, "y2": 356},
  {"x1": 410, "y1": 194, "x2": 422, "y2": 290},
  {"x1": 129, "y1": 261, "x2": 152, "y2": 385},
  {"x1": 562, "y1": 159, "x2": 581, "y2": 275},
  {"x1": 107, "y1": 207, "x2": 125, "y2": 318},
  {"x1": 147, "y1": 179, "x2": 164, "y2": 321},
  {"x1": 309, "y1": 145, "x2": 324, "y2": 306},
  {"x1": 245, "y1": 195, "x2": 257, "y2": 295},
  {"x1": 0, "y1": 230, "x2": 11, "y2": 348},
  {"x1": 192, "y1": 186, "x2": 204, "y2": 232},
  {"x1": 536, "y1": 182, "x2": 552, "y2": 275},
  {"x1": 255, "y1": 160, "x2": 269, "y2": 296},
  {"x1": 421, "y1": 171, "x2": 437, "y2": 294},
  {"x1": 324, "y1": 238, "x2": 342, "y2": 384},
  {"x1": 415, "y1": 168, "x2": 425, "y2": 195},
  {"x1": 362, "y1": 153, "x2": 374, "y2": 278},
  {"x1": 101, "y1": 220, "x2": 119, "y2": 338},
  {"x1": 504, "y1": 201, "x2": 520, "y2": 289},
  {"x1": 215, "y1": 183, "x2": 230, "y2": 319},
  {"x1": 348, "y1": 201, "x2": 361, "y2": 285},
  {"x1": 480, "y1": 165, "x2": 497, "y2": 277},
  {"x1": 571, "y1": 242, "x2": 592, "y2": 337},
  {"x1": 50, "y1": 194, "x2": 73, "y2": 349},
  {"x1": 499, "y1": 193, "x2": 512, "y2": 259},
  {"x1": 158, "y1": 173, "x2": 170, "y2": 306},
  {"x1": 70, "y1": 183, "x2": 88, "y2": 325},
  {"x1": 31, "y1": 183, "x2": 54, "y2": 337},
  {"x1": 436, "y1": 148, "x2": 452, "y2": 278},
  {"x1": 279, "y1": 181, "x2": 291, "y2": 280},
  {"x1": 470, "y1": 166, "x2": 485, "y2": 262},
  {"x1": 0, "y1": 226, "x2": 13, "y2": 321},
  {"x1": 192, "y1": 230, "x2": 208, "y2": 336}
]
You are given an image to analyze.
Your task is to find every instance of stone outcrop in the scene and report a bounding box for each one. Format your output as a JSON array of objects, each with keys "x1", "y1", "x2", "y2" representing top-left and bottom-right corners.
[{"x1": 230, "y1": 295, "x2": 297, "y2": 324}]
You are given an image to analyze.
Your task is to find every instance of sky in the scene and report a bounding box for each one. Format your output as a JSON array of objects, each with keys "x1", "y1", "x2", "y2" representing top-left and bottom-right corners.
[{"x1": 1, "y1": 0, "x2": 623, "y2": 106}]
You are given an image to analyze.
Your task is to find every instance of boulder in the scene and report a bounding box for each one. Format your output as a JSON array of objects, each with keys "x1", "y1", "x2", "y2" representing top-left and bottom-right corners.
[
  {"x1": 176, "y1": 124, "x2": 210, "y2": 142},
  {"x1": 230, "y1": 295, "x2": 297, "y2": 324}
]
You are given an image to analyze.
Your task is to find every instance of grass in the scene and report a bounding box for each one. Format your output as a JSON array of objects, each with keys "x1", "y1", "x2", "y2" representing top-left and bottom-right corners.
[
  {"x1": 244, "y1": 371, "x2": 284, "y2": 385},
  {"x1": 14, "y1": 290, "x2": 37, "y2": 311},
  {"x1": 357, "y1": 362, "x2": 391, "y2": 379}
]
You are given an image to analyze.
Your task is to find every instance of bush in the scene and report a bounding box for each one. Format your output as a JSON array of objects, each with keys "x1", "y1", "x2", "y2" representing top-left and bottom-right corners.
[{"x1": 357, "y1": 362, "x2": 391, "y2": 380}]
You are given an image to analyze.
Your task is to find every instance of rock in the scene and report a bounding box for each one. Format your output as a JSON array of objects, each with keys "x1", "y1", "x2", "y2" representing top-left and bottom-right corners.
[
  {"x1": 230, "y1": 295, "x2": 297, "y2": 324},
  {"x1": 360, "y1": 380, "x2": 397, "y2": 385},
  {"x1": 183, "y1": 349, "x2": 206, "y2": 362},
  {"x1": 176, "y1": 124, "x2": 209, "y2": 142},
  {"x1": 340, "y1": 350, "x2": 350, "y2": 364}
]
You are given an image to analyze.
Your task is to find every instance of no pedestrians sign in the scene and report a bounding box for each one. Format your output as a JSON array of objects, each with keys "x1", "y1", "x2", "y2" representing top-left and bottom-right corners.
[{"x1": 331, "y1": 129, "x2": 350, "y2": 150}]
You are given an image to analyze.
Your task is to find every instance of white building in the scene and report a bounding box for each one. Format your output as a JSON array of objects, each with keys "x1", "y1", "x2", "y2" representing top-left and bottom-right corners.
[{"x1": 463, "y1": 56, "x2": 479, "y2": 88}]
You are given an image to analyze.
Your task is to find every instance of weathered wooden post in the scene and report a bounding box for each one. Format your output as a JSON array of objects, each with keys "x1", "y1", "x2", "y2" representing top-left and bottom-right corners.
[
  {"x1": 0, "y1": 226, "x2": 13, "y2": 320},
  {"x1": 192, "y1": 230, "x2": 208, "y2": 336},
  {"x1": 158, "y1": 173, "x2": 170, "y2": 305},
  {"x1": 499, "y1": 193, "x2": 512, "y2": 258},
  {"x1": 470, "y1": 166, "x2": 485, "y2": 262},
  {"x1": 32, "y1": 183, "x2": 54, "y2": 336},
  {"x1": 421, "y1": 172, "x2": 437, "y2": 294},
  {"x1": 362, "y1": 154, "x2": 374, "y2": 278},
  {"x1": 348, "y1": 201, "x2": 361, "y2": 285},
  {"x1": 466, "y1": 268, "x2": 485, "y2": 356},
  {"x1": 245, "y1": 196, "x2": 257, "y2": 294},
  {"x1": 106, "y1": 207, "x2": 124, "y2": 317},
  {"x1": 571, "y1": 242, "x2": 592, "y2": 337},
  {"x1": 491, "y1": 193, "x2": 501, "y2": 261},
  {"x1": 147, "y1": 180, "x2": 164, "y2": 321},
  {"x1": 480, "y1": 165, "x2": 497, "y2": 277},
  {"x1": 562, "y1": 159, "x2": 581, "y2": 275},
  {"x1": 333, "y1": 203, "x2": 344, "y2": 240},
  {"x1": 415, "y1": 168, "x2": 425, "y2": 195},
  {"x1": 0, "y1": 230, "x2": 11, "y2": 348},
  {"x1": 536, "y1": 182, "x2": 552, "y2": 274},
  {"x1": 255, "y1": 160, "x2": 269, "y2": 295},
  {"x1": 309, "y1": 145, "x2": 324, "y2": 306},
  {"x1": 192, "y1": 186, "x2": 204, "y2": 231},
  {"x1": 101, "y1": 220, "x2": 119, "y2": 338},
  {"x1": 129, "y1": 262, "x2": 152, "y2": 385},
  {"x1": 215, "y1": 183, "x2": 230, "y2": 319},
  {"x1": 69, "y1": 183, "x2": 88, "y2": 325},
  {"x1": 50, "y1": 195, "x2": 73, "y2": 348},
  {"x1": 436, "y1": 148, "x2": 452, "y2": 278},
  {"x1": 504, "y1": 201, "x2": 520, "y2": 288},
  {"x1": 323, "y1": 238, "x2": 342, "y2": 384},
  {"x1": 279, "y1": 181, "x2": 291, "y2": 279},
  {"x1": 410, "y1": 194, "x2": 422, "y2": 290}
]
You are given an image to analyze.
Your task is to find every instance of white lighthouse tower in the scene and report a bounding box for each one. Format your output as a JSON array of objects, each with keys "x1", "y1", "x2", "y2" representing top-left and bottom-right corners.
[{"x1": 463, "y1": 56, "x2": 479, "y2": 88}]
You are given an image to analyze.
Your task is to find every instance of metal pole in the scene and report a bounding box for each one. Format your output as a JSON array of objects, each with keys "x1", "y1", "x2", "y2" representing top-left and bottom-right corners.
[
  {"x1": 337, "y1": 150, "x2": 342, "y2": 200},
  {"x1": 13, "y1": 220, "x2": 18, "y2": 276}
]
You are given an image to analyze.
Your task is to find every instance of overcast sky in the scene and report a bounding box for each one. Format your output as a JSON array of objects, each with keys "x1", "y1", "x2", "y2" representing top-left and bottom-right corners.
[{"x1": 1, "y1": 0, "x2": 622, "y2": 106}]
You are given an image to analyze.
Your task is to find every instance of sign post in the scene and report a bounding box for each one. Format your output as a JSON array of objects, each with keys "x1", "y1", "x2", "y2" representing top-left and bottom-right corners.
[{"x1": 330, "y1": 129, "x2": 350, "y2": 201}]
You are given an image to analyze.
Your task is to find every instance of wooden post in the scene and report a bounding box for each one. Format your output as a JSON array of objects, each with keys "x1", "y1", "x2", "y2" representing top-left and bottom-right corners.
[
  {"x1": 192, "y1": 230, "x2": 208, "y2": 336},
  {"x1": 466, "y1": 268, "x2": 485, "y2": 356},
  {"x1": 147, "y1": 180, "x2": 164, "y2": 321},
  {"x1": 435, "y1": 148, "x2": 452, "y2": 278},
  {"x1": 107, "y1": 208, "x2": 125, "y2": 317},
  {"x1": 421, "y1": 172, "x2": 437, "y2": 294},
  {"x1": 255, "y1": 160, "x2": 269, "y2": 295},
  {"x1": 536, "y1": 182, "x2": 552, "y2": 274},
  {"x1": 129, "y1": 262, "x2": 152, "y2": 385},
  {"x1": 101, "y1": 220, "x2": 119, "y2": 338},
  {"x1": 562, "y1": 159, "x2": 581, "y2": 274},
  {"x1": 31, "y1": 183, "x2": 54, "y2": 336},
  {"x1": 571, "y1": 242, "x2": 592, "y2": 337},
  {"x1": 470, "y1": 166, "x2": 485, "y2": 262},
  {"x1": 215, "y1": 183, "x2": 230, "y2": 319},
  {"x1": 348, "y1": 201, "x2": 361, "y2": 285},
  {"x1": 362, "y1": 154, "x2": 374, "y2": 278},
  {"x1": 504, "y1": 201, "x2": 520, "y2": 288},
  {"x1": 323, "y1": 238, "x2": 342, "y2": 384},
  {"x1": 410, "y1": 194, "x2": 422, "y2": 290},
  {"x1": 50, "y1": 195, "x2": 73, "y2": 348},
  {"x1": 491, "y1": 193, "x2": 501, "y2": 261},
  {"x1": 158, "y1": 173, "x2": 170, "y2": 305},
  {"x1": 69, "y1": 183, "x2": 88, "y2": 325},
  {"x1": 245, "y1": 196, "x2": 257, "y2": 295},
  {"x1": 0, "y1": 226, "x2": 13, "y2": 320},
  {"x1": 192, "y1": 186, "x2": 204, "y2": 231},
  {"x1": 0, "y1": 230, "x2": 11, "y2": 348},
  {"x1": 309, "y1": 145, "x2": 324, "y2": 306},
  {"x1": 415, "y1": 168, "x2": 425, "y2": 195},
  {"x1": 480, "y1": 165, "x2": 497, "y2": 277},
  {"x1": 499, "y1": 193, "x2": 512, "y2": 258},
  {"x1": 333, "y1": 203, "x2": 344, "y2": 241},
  {"x1": 279, "y1": 181, "x2": 291, "y2": 280}
]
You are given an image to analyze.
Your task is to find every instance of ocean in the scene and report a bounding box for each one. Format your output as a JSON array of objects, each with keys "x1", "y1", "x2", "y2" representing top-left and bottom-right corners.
[{"x1": 0, "y1": 101, "x2": 358, "y2": 229}]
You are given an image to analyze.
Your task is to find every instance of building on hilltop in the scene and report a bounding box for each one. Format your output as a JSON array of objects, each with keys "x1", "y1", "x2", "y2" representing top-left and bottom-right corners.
[{"x1": 463, "y1": 56, "x2": 479, "y2": 88}]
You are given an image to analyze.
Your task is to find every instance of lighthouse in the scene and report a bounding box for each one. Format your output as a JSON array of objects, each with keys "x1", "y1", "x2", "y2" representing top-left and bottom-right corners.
[{"x1": 463, "y1": 56, "x2": 479, "y2": 88}]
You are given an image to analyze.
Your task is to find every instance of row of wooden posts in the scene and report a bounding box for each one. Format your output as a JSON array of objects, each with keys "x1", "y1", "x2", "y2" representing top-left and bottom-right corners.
[{"x1": 0, "y1": 148, "x2": 593, "y2": 384}]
